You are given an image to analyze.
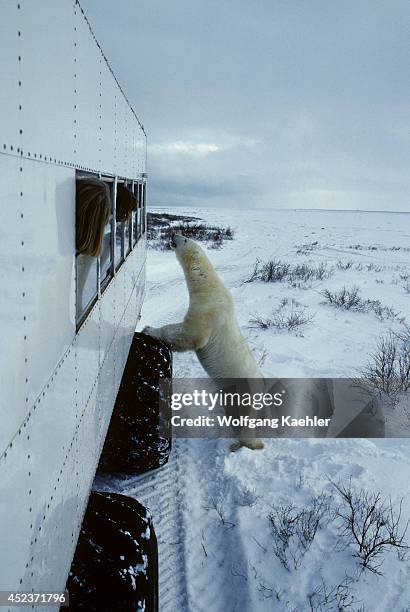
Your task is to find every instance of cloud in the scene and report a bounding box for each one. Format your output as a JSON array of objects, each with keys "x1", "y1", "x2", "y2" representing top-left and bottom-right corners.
[
  {"x1": 149, "y1": 135, "x2": 261, "y2": 157},
  {"x1": 81, "y1": 0, "x2": 410, "y2": 211},
  {"x1": 149, "y1": 141, "x2": 220, "y2": 155}
]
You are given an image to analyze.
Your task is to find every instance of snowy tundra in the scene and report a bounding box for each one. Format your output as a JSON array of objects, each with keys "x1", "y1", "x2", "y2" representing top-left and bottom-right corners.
[{"x1": 97, "y1": 208, "x2": 410, "y2": 612}]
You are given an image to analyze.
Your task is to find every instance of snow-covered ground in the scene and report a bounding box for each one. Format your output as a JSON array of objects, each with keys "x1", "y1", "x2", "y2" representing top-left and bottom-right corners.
[{"x1": 98, "y1": 208, "x2": 410, "y2": 611}]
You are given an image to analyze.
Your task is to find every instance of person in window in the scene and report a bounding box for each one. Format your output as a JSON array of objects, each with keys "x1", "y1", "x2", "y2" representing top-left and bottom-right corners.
[
  {"x1": 116, "y1": 184, "x2": 139, "y2": 261},
  {"x1": 116, "y1": 183, "x2": 138, "y2": 222},
  {"x1": 76, "y1": 178, "x2": 110, "y2": 318},
  {"x1": 76, "y1": 177, "x2": 110, "y2": 256}
]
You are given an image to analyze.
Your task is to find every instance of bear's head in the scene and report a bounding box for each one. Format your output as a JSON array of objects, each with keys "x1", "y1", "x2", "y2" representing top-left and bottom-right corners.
[{"x1": 171, "y1": 234, "x2": 219, "y2": 292}]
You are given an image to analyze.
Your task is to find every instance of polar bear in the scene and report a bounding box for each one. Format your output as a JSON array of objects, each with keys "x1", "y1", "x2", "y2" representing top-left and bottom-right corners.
[{"x1": 143, "y1": 234, "x2": 264, "y2": 450}]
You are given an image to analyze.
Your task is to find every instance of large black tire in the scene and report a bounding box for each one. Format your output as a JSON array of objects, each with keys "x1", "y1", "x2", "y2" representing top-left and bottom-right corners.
[
  {"x1": 66, "y1": 492, "x2": 158, "y2": 612},
  {"x1": 98, "y1": 332, "x2": 172, "y2": 474}
]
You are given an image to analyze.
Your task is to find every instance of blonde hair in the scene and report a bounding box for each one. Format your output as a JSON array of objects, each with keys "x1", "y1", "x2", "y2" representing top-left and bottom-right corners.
[
  {"x1": 116, "y1": 183, "x2": 138, "y2": 222},
  {"x1": 76, "y1": 177, "x2": 110, "y2": 256}
]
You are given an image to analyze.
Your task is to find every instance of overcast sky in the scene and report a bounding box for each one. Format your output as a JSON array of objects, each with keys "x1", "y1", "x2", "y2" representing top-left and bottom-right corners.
[{"x1": 82, "y1": 0, "x2": 409, "y2": 211}]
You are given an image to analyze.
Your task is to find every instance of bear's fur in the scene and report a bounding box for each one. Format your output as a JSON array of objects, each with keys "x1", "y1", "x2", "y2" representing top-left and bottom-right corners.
[{"x1": 143, "y1": 234, "x2": 264, "y2": 450}]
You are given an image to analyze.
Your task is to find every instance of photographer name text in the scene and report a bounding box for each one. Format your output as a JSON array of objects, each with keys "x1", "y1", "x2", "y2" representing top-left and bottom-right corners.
[{"x1": 171, "y1": 415, "x2": 331, "y2": 429}]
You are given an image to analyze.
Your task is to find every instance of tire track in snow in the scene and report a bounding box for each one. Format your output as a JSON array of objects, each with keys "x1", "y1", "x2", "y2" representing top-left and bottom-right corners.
[
  {"x1": 94, "y1": 449, "x2": 190, "y2": 612},
  {"x1": 96, "y1": 439, "x2": 256, "y2": 611},
  {"x1": 176, "y1": 438, "x2": 254, "y2": 612}
]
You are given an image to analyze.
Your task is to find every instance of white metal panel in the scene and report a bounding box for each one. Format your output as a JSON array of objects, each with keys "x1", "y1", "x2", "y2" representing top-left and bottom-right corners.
[
  {"x1": 114, "y1": 293, "x2": 130, "y2": 393},
  {"x1": 100, "y1": 62, "x2": 117, "y2": 175},
  {"x1": 0, "y1": 369, "x2": 112, "y2": 598},
  {"x1": 114, "y1": 289, "x2": 127, "y2": 393},
  {"x1": 100, "y1": 278, "x2": 116, "y2": 366},
  {"x1": 124, "y1": 251, "x2": 135, "y2": 307},
  {"x1": 75, "y1": 302, "x2": 100, "y2": 414},
  {"x1": 123, "y1": 298, "x2": 135, "y2": 366},
  {"x1": 136, "y1": 247, "x2": 147, "y2": 319},
  {"x1": 131, "y1": 121, "x2": 138, "y2": 177},
  {"x1": 128, "y1": 107, "x2": 145, "y2": 177},
  {"x1": 0, "y1": 0, "x2": 146, "y2": 178},
  {"x1": 97, "y1": 342, "x2": 116, "y2": 457},
  {"x1": 20, "y1": 1, "x2": 75, "y2": 164},
  {"x1": 74, "y1": 384, "x2": 101, "y2": 495},
  {"x1": 131, "y1": 109, "x2": 143, "y2": 177},
  {"x1": 128, "y1": 291, "x2": 137, "y2": 336},
  {"x1": 120, "y1": 100, "x2": 128, "y2": 177},
  {"x1": 114, "y1": 94, "x2": 124, "y2": 176},
  {"x1": 114, "y1": 260, "x2": 126, "y2": 332},
  {"x1": 136, "y1": 127, "x2": 146, "y2": 176},
  {"x1": 115, "y1": 264, "x2": 127, "y2": 386},
  {"x1": 0, "y1": 1, "x2": 20, "y2": 151},
  {"x1": 74, "y1": 4, "x2": 102, "y2": 171},
  {"x1": 113, "y1": 91, "x2": 119, "y2": 175},
  {"x1": 21, "y1": 381, "x2": 100, "y2": 597},
  {"x1": 0, "y1": 346, "x2": 76, "y2": 595},
  {"x1": 0, "y1": 0, "x2": 148, "y2": 601},
  {"x1": 129, "y1": 274, "x2": 138, "y2": 337},
  {"x1": 116, "y1": 94, "x2": 130, "y2": 178},
  {"x1": 22, "y1": 160, "x2": 76, "y2": 408},
  {"x1": 137, "y1": 120, "x2": 146, "y2": 175},
  {"x1": 0, "y1": 155, "x2": 27, "y2": 454},
  {"x1": 134, "y1": 255, "x2": 145, "y2": 334},
  {"x1": 126, "y1": 106, "x2": 135, "y2": 178},
  {"x1": 123, "y1": 281, "x2": 134, "y2": 343}
]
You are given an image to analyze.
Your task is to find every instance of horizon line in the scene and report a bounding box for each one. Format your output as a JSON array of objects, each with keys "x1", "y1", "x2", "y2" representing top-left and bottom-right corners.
[{"x1": 150, "y1": 205, "x2": 410, "y2": 214}]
